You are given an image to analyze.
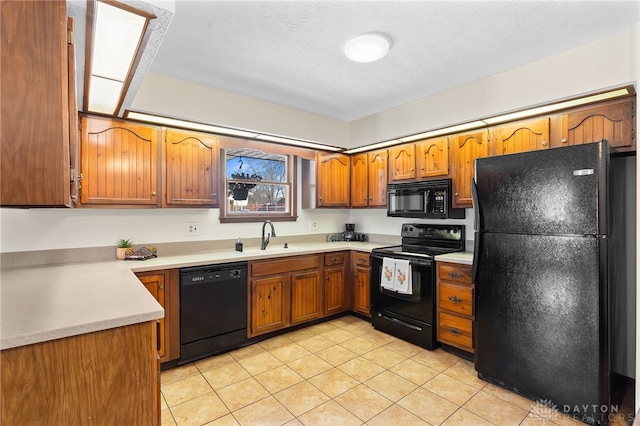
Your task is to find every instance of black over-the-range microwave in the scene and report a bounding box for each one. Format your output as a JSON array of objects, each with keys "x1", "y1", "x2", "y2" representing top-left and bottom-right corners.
[{"x1": 387, "y1": 179, "x2": 465, "y2": 219}]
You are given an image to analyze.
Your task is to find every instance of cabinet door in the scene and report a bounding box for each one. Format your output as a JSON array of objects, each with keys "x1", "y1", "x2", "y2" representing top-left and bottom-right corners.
[
  {"x1": 250, "y1": 275, "x2": 288, "y2": 335},
  {"x1": 353, "y1": 265, "x2": 371, "y2": 316},
  {"x1": 165, "y1": 128, "x2": 218, "y2": 206},
  {"x1": 494, "y1": 117, "x2": 550, "y2": 155},
  {"x1": 324, "y1": 266, "x2": 346, "y2": 315},
  {"x1": 81, "y1": 117, "x2": 159, "y2": 206},
  {"x1": 317, "y1": 152, "x2": 350, "y2": 207},
  {"x1": 291, "y1": 270, "x2": 322, "y2": 324},
  {"x1": 417, "y1": 137, "x2": 449, "y2": 178},
  {"x1": 138, "y1": 274, "x2": 166, "y2": 359},
  {"x1": 350, "y1": 153, "x2": 368, "y2": 208},
  {"x1": 367, "y1": 149, "x2": 388, "y2": 207},
  {"x1": 389, "y1": 144, "x2": 416, "y2": 181},
  {"x1": 1, "y1": 1, "x2": 73, "y2": 207},
  {"x1": 451, "y1": 130, "x2": 489, "y2": 208},
  {"x1": 561, "y1": 100, "x2": 635, "y2": 152}
]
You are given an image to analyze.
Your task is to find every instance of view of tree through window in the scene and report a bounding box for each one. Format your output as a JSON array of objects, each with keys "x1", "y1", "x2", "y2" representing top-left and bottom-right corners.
[{"x1": 225, "y1": 148, "x2": 290, "y2": 215}]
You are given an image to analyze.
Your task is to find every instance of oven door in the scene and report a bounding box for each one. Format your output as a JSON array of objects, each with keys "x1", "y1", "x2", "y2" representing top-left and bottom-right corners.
[{"x1": 370, "y1": 253, "x2": 435, "y2": 324}]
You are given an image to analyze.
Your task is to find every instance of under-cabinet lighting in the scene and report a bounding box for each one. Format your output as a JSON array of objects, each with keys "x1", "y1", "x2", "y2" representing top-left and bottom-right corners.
[
  {"x1": 87, "y1": 1, "x2": 152, "y2": 115},
  {"x1": 125, "y1": 111, "x2": 345, "y2": 152},
  {"x1": 254, "y1": 134, "x2": 344, "y2": 152},
  {"x1": 126, "y1": 112, "x2": 259, "y2": 138},
  {"x1": 482, "y1": 87, "x2": 630, "y2": 124},
  {"x1": 344, "y1": 86, "x2": 632, "y2": 154},
  {"x1": 344, "y1": 140, "x2": 402, "y2": 154},
  {"x1": 397, "y1": 121, "x2": 487, "y2": 143}
]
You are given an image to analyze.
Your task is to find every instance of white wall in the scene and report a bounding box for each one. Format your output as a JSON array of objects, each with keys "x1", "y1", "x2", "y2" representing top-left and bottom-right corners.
[{"x1": 131, "y1": 72, "x2": 352, "y2": 147}]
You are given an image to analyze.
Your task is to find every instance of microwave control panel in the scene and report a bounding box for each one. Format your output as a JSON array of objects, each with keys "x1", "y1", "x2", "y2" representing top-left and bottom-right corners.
[{"x1": 432, "y1": 190, "x2": 446, "y2": 213}]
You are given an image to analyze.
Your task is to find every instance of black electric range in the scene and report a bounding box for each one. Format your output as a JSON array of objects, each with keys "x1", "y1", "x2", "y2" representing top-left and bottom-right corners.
[{"x1": 370, "y1": 223, "x2": 465, "y2": 349}]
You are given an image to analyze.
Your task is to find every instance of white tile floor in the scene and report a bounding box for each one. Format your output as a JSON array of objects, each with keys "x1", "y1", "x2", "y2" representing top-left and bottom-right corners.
[{"x1": 160, "y1": 316, "x2": 634, "y2": 426}]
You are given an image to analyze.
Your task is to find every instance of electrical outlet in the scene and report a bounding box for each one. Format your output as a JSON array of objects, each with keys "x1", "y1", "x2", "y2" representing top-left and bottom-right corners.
[
  {"x1": 309, "y1": 220, "x2": 318, "y2": 230},
  {"x1": 186, "y1": 222, "x2": 200, "y2": 236}
]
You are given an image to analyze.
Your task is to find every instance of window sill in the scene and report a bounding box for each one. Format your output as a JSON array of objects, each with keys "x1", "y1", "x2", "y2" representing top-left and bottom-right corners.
[{"x1": 219, "y1": 215, "x2": 298, "y2": 224}]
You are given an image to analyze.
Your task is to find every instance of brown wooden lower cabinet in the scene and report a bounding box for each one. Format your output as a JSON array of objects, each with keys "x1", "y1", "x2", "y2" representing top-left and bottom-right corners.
[
  {"x1": 352, "y1": 251, "x2": 371, "y2": 316},
  {"x1": 436, "y1": 261, "x2": 475, "y2": 353},
  {"x1": 1, "y1": 321, "x2": 159, "y2": 425},
  {"x1": 136, "y1": 269, "x2": 180, "y2": 363},
  {"x1": 324, "y1": 252, "x2": 348, "y2": 315},
  {"x1": 249, "y1": 255, "x2": 322, "y2": 337}
]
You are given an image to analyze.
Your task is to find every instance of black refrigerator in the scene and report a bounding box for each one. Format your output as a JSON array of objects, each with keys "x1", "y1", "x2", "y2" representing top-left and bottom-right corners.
[{"x1": 472, "y1": 141, "x2": 625, "y2": 425}]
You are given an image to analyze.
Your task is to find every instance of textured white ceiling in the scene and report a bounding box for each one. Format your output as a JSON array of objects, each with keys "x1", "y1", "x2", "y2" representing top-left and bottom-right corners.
[{"x1": 148, "y1": 1, "x2": 639, "y2": 122}]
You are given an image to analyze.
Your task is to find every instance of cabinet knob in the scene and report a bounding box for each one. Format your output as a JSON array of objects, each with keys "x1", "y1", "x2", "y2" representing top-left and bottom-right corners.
[
  {"x1": 542, "y1": 141, "x2": 548, "y2": 146},
  {"x1": 151, "y1": 191, "x2": 157, "y2": 196},
  {"x1": 421, "y1": 167, "x2": 424, "y2": 170},
  {"x1": 364, "y1": 197, "x2": 367, "y2": 201},
  {"x1": 410, "y1": 168, "x2": 414, "y2": 171},
  {"x1": 454, "y1": 192, "x2": 459, "y2": 197},
  {"x1": 319, "y1": 196, "x2": 323, "y2": 200},
  {"x1": 211, "y1": 193, "x2": 217, "y2": 198},
  {"x1": 562, "y1": 138, "x2": 568, "y2": 144},
  {"x1": 448, "y1": 295, "x2": 462, "y2": 303},
  {"x1": 368, "y1": 196, "x2": 372, "y2": 200}
]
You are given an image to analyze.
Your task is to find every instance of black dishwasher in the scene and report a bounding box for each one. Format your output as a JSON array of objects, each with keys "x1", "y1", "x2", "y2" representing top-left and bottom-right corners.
[{"x1": 180, "y1": 262, "x2": 248, "y2": 364}]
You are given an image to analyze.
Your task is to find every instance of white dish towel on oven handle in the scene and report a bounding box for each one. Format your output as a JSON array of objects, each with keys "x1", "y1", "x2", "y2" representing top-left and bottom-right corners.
[
  {"x1": 381, "y1": 257, "x2": 396, "y2": 291},
  {"x1": 393, "y1": 259, "x2": 412, "y2": 295}
]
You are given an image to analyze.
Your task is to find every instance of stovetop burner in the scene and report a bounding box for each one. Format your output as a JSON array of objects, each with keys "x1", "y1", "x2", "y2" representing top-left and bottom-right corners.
[{"x1": 372, "y1": 223, "x2": 465, "y2": 259}]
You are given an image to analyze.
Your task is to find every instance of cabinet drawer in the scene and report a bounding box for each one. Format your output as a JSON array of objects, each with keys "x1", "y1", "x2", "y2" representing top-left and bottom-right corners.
[
  {"x1": 438, "y1": 263, "x2": 472, "y2": 284},
  {"x1": 352, "y1": 252, "x2": 370, "y2": 267},
  {"x1": 439, "y1": 282, "x2": 473, "y2": 316},
  {"x1": 324, "y1": 252, "x2": 346, "y2": 267},
  {"x1": 438, "y1": 312, "x2": 473, "y2": 349},
  {"x1": 251, "y1": 255, "x2": 321, "y2": 277}
]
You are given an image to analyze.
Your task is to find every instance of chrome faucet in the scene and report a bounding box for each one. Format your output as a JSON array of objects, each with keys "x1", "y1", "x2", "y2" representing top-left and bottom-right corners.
[{"x1": 261, "y1": 220, "x2": 276, "y2": 250}]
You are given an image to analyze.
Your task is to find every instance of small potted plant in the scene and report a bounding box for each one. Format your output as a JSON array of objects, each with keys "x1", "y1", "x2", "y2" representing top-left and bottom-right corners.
[{"x1": 115, "y1": 238, "x2": 133, "y2": 260}]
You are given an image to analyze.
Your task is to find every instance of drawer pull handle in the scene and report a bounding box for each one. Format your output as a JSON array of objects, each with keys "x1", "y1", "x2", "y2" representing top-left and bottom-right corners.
[
  {"x1": 358, "y1": 257, "x2": 366, "y2": 263},
  {"x1": 448, "y1": 272, "x2": 462, "y2": 279},
  {"x1": 448, "y1": 327, "x2": 463, "y2": 335},
  {"x1": 332, "y1": 257, "x2": 339, "y2": 263},
  {"x1": 448, "y1": 295, "x2": 462, "y2": 303}
]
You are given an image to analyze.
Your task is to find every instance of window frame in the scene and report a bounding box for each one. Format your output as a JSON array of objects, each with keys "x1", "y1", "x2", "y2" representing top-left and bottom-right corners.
[{"x1": 219, "y1": 147, "x2": 298, "y2": 223}]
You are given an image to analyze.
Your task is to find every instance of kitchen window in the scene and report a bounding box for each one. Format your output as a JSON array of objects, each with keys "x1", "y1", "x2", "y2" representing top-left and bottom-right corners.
[{"x1": 220, "y1": 148, "x2": 297, "y2": 223}]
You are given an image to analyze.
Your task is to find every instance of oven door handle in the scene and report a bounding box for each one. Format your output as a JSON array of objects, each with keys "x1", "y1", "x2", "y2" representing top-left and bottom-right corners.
[{"x1": 376, "y1": 313, "x2": 423, "y2": 331}]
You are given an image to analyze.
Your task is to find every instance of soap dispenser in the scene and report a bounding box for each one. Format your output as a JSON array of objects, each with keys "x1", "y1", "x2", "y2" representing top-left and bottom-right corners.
[{"x1": 235, "y1": 238, "x2": 243, "y2": 252}]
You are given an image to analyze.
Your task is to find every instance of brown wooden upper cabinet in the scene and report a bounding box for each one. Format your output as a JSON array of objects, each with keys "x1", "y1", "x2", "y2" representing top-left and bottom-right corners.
[
  {"x1": 350, "y1": 149, "x2": 388, "y2": 208},
  {"x1": 492, "y1": 117, "x2": 550, "y2": 156},
  {"x1": 389, "y1": 143, "x2": 416, "y2": 181},
  {"x1": 164, "y1": 128, "x2": 219, "y2": 207},
  {"x1": 560, "y1": 99, "x2": 635, "y2": 153},
  {"x1": 317, "y1": 152, "x2": 350, "y2": 207},
  {"x1": 451, "y1": 130, "x2": 489, "y2": 208},
  {"x1": 81, "y1": 116, "x2": 160, "y2": 206},
  {"x1": 1, "y1": 1, "x2": 78, "y2": 207},
  {"x1": 416, "y1": 137, "x2": 449, "y2": 178}
]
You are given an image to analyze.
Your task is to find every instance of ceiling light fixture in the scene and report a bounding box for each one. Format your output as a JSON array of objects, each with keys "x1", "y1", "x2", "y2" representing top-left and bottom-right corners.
[
  {"x1": 86, "y1": 1, "x2": 154, "y2": 115},
  {"x1": 344, "y1": 33, "x2": 391, "y2": 63}
]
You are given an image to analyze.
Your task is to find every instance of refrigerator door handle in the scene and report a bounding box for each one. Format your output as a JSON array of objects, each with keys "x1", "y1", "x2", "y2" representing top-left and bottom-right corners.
[
  {"x1": 472, "y1": 235, "x2": 480, "y2": 284},
  {"x1": 471, "y1": 177, "x2": 481, "y2": 231}
]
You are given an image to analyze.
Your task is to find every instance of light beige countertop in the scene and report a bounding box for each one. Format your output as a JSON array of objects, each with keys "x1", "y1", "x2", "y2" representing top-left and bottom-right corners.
[
  {"x1": 434, "y1": 251, "x2": 474, "y2": 265},
  {"x1": 1, "y1": 241, "x2": 382, "y2": 350}
]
